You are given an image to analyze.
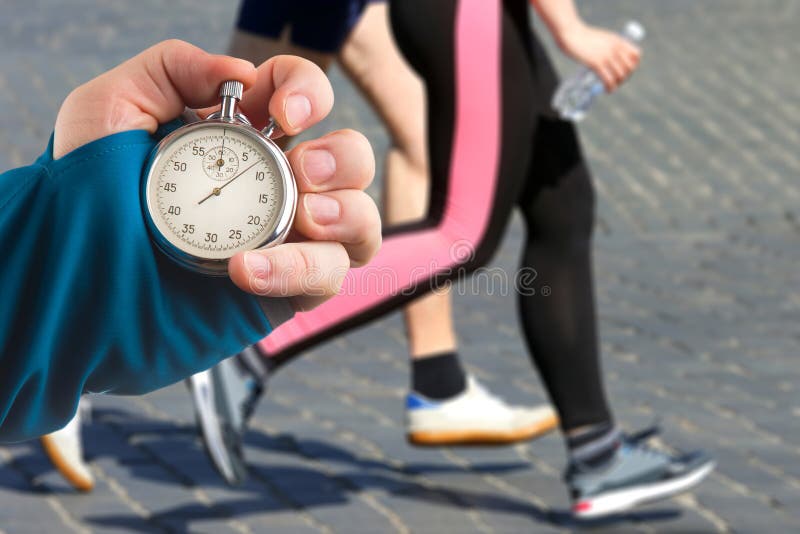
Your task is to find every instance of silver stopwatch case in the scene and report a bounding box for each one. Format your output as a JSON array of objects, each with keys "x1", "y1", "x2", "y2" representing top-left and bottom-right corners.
[{"x1": 142, "y1": 81, "x2": 297, "y2": 276}]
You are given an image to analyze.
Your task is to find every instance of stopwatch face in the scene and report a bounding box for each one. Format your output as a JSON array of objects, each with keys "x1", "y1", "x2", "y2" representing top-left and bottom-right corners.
[{"x1": 144, "y1": 123, "x2": 295, "y2": 272}]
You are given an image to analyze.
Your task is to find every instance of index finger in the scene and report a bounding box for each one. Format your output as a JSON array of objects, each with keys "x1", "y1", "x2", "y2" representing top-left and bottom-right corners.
[
  {"x1": 217, "y1": 55, "x2": 335, "y2": 134},
  {"x1": 54, "y1": 39, "x2": 258, "y2": 158}
]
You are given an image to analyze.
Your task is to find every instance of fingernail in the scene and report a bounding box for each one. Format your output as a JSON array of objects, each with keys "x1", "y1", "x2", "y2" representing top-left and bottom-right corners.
[
  {"x1": 285, "y1": 94, "x2": 311, "y2": 130},
  {"x1": 231, "y1": 57, "x2": 256, "y2": 71},
  {"x1": 305, "y1": 193, "x2": 341, "y2": 225},
  {"x1": 244, "y1": 252, "x2": 270, "y2": 293},
  {"x1": 245, "y1": 251, "x2": 269, "y2": 278},
  {"x1": 301, "y1": 149, "x2": 336, "y2": 185}
]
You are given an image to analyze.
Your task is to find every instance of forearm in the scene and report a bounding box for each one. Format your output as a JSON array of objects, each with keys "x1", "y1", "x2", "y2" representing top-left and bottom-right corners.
[
  {"x1": 529, "y1": 0, "x2": 585, "y2": 44},
  {"x1": 529, "y1": 0, "x2": 641, "y2": 91}
]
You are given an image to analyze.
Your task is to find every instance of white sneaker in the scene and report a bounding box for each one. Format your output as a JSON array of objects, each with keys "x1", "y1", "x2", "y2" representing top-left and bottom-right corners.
[
  {"x1": 40, "y1": 397, "x2": 94, "y2": 492},
  {"x1": 406, "y1": 376, "x2": 558, "y2": 446}
]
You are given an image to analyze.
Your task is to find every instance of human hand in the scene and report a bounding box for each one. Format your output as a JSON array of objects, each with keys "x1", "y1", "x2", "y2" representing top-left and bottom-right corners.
[
  {"x1": 54, "y1": 40, "x2": 380, "y2": 310},
  {"x1": 556, "y1": 22, "x2": 641, "y2": 92}
]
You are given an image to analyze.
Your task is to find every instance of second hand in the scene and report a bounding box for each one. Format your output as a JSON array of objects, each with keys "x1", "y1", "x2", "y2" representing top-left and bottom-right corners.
[{"x1": 197, "y1": 160, "x2": 260, "y2": 205}]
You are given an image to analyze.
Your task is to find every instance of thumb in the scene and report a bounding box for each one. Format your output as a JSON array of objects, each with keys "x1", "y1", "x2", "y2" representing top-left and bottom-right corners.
[{"x1": 54, "y1": 39, "x2": 257, "y2": 158}]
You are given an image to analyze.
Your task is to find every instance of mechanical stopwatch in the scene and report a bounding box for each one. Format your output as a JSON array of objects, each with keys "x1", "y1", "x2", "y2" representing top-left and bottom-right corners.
[{"x1": 142, "y1": 80, "x2": 297, "y2": 275}]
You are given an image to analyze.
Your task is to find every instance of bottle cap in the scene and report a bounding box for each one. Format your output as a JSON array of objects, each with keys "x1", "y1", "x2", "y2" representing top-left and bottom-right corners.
[{"x1": 624, "y1": 21, "x2": 646, "y2": 42}]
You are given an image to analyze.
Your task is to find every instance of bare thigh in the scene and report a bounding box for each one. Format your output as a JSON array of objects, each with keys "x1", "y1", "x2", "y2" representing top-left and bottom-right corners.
[{"x1": 338, "y1": 3, "x2": 426, "y2": 167}]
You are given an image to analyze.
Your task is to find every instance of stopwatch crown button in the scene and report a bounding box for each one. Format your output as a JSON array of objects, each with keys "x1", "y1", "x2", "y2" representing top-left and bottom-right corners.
[{"x1": 219, "y1": 80, "x2": 244, "y2": 101}]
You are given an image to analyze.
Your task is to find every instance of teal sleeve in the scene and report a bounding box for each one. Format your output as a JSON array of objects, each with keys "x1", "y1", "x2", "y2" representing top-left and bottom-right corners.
[{"x1": 0, "y1": 130, "x2": 275, "y2": 442}]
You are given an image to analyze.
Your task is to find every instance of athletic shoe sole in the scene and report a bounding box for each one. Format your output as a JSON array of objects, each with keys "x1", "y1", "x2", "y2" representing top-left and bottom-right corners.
[
  {"x1": 40, "y1": 435, "x2": 94, "y2": 493},
  {"x1": 407, "y1": 412, "x2": 559, "y2": 446},
  {"x1": 573, "y1": 460, "x2": 716, "y2": 518}
]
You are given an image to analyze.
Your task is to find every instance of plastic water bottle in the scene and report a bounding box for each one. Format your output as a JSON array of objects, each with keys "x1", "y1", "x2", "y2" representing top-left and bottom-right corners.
[{"x1": 552, "y1": 21, "x2": 646, "y2": 122}]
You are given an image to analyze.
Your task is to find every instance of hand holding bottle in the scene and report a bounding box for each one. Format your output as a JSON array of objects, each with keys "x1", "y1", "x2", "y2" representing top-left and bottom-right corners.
[
  {"x1": 556, "y1": 21, "x2": 641, "y2": 93},
  {"x1": 552, "y1": 21, "x2": 646, "y2": 122}
]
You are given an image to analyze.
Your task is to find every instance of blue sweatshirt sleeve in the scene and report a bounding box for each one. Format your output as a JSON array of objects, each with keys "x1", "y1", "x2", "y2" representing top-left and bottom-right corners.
[{"x1": 0, "y1": 129, "x2": 287, "y2": 442}]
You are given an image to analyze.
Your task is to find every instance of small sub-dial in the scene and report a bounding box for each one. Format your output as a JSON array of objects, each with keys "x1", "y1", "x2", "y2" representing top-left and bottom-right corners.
[{"x1": 203, "y1": 146, "x2": 240, "y2": 180}]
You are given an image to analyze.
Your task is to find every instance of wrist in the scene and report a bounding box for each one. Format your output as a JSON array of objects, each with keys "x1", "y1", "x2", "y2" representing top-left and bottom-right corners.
[{"x1": 554, "y1": 18, "x2": 587, "y2": 51}]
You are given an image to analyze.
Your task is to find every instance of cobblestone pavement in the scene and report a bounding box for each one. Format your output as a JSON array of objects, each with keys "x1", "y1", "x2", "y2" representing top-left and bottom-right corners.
[{"x1": 1, "y1": 0, "x2": 798, "y2": 532}]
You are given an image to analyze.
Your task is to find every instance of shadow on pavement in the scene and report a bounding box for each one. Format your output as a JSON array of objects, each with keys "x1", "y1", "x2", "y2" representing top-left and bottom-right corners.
[{"x1": 3, "y1": 407, "x2": 682, "y2": 531}]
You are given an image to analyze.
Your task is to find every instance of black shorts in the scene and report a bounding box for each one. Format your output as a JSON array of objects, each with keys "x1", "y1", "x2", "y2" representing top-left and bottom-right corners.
[{"x1": 236, "y1": 0, "x2": 381, "y2": 53}]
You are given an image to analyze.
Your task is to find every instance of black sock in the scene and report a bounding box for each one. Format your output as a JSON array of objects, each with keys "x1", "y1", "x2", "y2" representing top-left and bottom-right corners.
[
  {"x1": 411, "y1": 351, "x2": 467, "y2": 400},
  {"x1": 567, "y1": 422, "x2": 621, "y2": 470}
]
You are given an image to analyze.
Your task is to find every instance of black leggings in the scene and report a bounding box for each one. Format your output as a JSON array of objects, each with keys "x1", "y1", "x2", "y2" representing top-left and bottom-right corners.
[
  {"x1": 264, "y1": 0, "x2": 613, "y2": 432},
  {"x1": 398, "y1": 0, "x2": 612, "y2": 431},
  {"x1": 394, "y1": 0, "x2": 611, "y2": 431}
]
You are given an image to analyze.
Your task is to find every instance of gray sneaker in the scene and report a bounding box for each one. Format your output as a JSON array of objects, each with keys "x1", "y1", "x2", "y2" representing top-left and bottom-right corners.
[
  {"x1": 187, "y1": 346, "x2": 268, "y2": 486},
  {"x1": 567, "y1": 426, "x2": 715, "y2": 518}
]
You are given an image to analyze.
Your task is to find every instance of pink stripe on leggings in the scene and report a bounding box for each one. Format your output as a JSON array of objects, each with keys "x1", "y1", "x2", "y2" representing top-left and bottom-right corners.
[{"x1": 260, "y1": 0, "x2": 502, "y2": 355}]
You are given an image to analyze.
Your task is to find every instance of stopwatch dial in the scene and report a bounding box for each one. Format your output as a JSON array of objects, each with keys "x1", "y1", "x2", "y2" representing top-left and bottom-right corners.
[
  {"x1": 203, "y1": 146, "x2": 239, "y2": 180},
  {"x1": 147, "y1": 126, "x2": 286, "y2": 261}
]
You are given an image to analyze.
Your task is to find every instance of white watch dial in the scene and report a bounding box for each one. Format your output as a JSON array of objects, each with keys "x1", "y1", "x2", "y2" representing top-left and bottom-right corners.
[{"x1": 146, "y1": 125, "x2": 285, "y2": 260}]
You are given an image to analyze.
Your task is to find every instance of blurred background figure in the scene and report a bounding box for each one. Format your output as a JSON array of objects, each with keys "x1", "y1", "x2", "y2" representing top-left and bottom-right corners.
[
  {"x1": 41, "y1": 0, "x2": 715, "y2": 518},
  {"x1": 192, "y1": 0, "x2": 714, "y2": 518},
  {"x1": 192, "y1": 0, "x2": 559, "y2": 486}
]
